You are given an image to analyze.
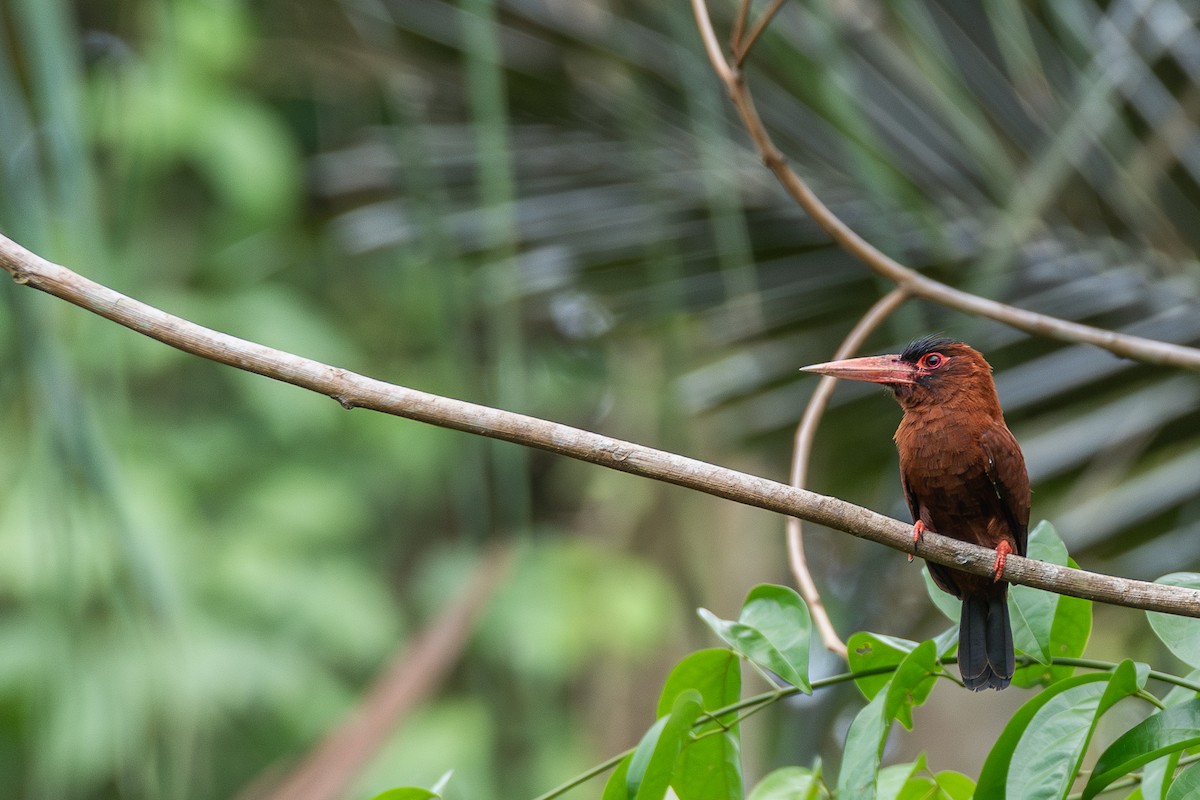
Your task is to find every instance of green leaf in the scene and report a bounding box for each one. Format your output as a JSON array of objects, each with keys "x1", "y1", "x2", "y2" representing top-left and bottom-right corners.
[
  {"x1": 877, "y1": 754, "x2": 925, "y2": 800},
  {"x1": 626, "y1": 690, "x2": 704, "y2": 800},
  {"x1": 1024, "y1": 520, "x2": 1067, "y2": 560},
  {"x1": 1166, "y1": 762, "x2": 1200, "y2": 800},
  {"x1": 1009, "y1": 588, "x2": 1066, "y2": 655},
  {"x1": 737, "y1": 585, "x2": 812, "y2": 679},
  {"x1": 1007, "y1": 660, "x2": 1144, "y2": 800},
  {"x1": 1083, "y1": 697, "x2": 1200, "y2": 799},
  {"x1": 883, "y1": 640, "x2": 940, "y2": 731},
  {"x1": 1141, "y1": 751, "x2": 1180, "y2": 800},
  {"x1": 1008, "y1": 521, "x2": 1070, "y2": 666},
  {"x1": 1141, "y1": 669, "x2": 1200, "y2": 800},
  {"x1": 879, "y1": 759, "x2": 974, "y2": 800},
  {"x1": 656, "y1": 649, "x2": 743, "y2": 800},
  {"x1": 1097, "y1": 660, "x2": 1150, "y2": 714},
  {"x1": 747, "y1": 766, "x2": 821, "y2": 800},
  {"x1": 603, "y1": 755, "x2": 633, "y2": 800},
  {"x1": 838, "y1": 690, "x2": 888, "y2": 800},
  {"x1": 626, "y1": 716, "x2": 669, "y2": 798},
  {"x1": 975, "y1": 672, "x2": 1111, "y2": 799},
  {"x1": 893, "y1": 777, "x2": 936, "y2": 800},
  {"x1": 846, "y1": 632, "x2": 918, "y2": 702},
  {"x1": 1147, "y1": 573, "x2": 1200, "y2": 668},
  {"x1": 1051, "y1": 558, "x2": 1093, "y2": 653},
  {"x1": 921, "y1": 567, "x2": 960, "y2": 622},
  {"x1": 931, "y1": 625, "x2": 959, "y2": 658},
  {"x1": 930, "y1": 771, "x2": 976, "y2": 800},
  {"x1": 926, "y1": 521, "x2": 1077, "y2": 671},
  {"x1": 837, "y1": 641, "x2": 941, "y2": 800},
  {"x1": 698, "y1": 584, "x2": 812, "y2": 692},
  {"x1": 1013, "y1": 557, "x2": 1092, "y2": 688},
  {"x1": 656, "y1": 649, "x2": 741, "y2": 721},
  {"x1": 674, "y1": 732, "x2": 742, "y2": 800}
]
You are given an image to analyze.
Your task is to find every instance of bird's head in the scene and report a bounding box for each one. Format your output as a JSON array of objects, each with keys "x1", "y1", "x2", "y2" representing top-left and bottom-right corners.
[{"x1": 800, "y1": 335, "x2": 1001, "y2": 415}]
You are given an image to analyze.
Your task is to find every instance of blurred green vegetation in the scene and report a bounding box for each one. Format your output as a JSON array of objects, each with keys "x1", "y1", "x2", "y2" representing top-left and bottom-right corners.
[{"x1": 3, "y1": 0, "x2": 1200, "y2": 797}]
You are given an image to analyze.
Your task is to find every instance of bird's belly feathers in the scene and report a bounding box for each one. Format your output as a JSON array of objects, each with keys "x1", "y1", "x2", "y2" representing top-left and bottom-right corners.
[{"x1": 899, "y1": 440, "x2": 1015, "y2": 551}]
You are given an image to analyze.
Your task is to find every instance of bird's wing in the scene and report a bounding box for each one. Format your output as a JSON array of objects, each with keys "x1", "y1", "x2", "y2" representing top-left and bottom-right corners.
[
  {"x1": 981, "y1": 426, "x2": 1031, "y2": 557},
  {"x1": 900, "y1": 470, "x2": 919, "y2": 522}
]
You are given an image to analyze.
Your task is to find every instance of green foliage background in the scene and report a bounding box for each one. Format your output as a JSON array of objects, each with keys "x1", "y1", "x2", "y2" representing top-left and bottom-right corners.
[{"x1": 2, "y1": 0, "x2": 1200, "y2": 797}]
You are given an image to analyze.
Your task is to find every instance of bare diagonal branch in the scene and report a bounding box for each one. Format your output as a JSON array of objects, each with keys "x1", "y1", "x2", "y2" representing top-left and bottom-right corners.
[
  {"x1": 240, "y1": 542, "x2": 515, "y2": 800},
  {"x1": 1, "y1": 234, "x2": 1198, "y2": 618}
]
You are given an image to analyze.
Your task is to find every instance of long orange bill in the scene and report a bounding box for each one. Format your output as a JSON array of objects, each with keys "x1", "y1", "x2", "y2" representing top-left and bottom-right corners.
[{"x1": 799, "y1": 354, "x2": 916, "y2": 385}]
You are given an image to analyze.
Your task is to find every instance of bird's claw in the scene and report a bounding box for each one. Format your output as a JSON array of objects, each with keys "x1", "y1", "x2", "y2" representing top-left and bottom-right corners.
[
  {"x1": 909, "y1": 520, "x2": 926, "y2": 563},
  {"x1": 992, "y1": 540, "x2": 1014, "y2": 581}
]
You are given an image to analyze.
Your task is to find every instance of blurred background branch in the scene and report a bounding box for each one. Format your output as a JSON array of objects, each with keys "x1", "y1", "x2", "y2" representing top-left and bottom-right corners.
[{"x1": 243, "y1": 542, "x2": 516, "y2": 800}]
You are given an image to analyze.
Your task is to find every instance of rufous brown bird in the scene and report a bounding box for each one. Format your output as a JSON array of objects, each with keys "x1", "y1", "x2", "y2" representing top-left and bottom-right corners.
[{"x1": 802, "y1": 335, "x2": 1030, "y2": 690}]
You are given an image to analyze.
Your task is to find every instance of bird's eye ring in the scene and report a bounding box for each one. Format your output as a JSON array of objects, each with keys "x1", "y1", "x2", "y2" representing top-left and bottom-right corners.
[{"x1": 919, "y1": 353, "x2": 944, "y2": 369}]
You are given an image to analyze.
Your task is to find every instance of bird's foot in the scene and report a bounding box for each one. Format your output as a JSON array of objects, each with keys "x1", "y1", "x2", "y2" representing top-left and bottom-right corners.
[
  {"x1": 992, "y1": 540, "x2": 1014, "y2": 581},
  {"x1": 908, "y1": 520, "x2": 926, "y2": 563}
]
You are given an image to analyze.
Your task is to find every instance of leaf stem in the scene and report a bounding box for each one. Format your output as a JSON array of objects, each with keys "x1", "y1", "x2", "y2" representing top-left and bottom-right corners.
[
  {"x1": 528, "y1": 749, "x2": 634, "y2": 800},
  {"x1": 1042, "y1": 657, "x2": 1200, "y2": 694}
]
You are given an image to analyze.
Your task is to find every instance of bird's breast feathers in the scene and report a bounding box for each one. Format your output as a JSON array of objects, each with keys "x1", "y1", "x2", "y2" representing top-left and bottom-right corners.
[{"x1": 897, "y1": 420, "x2": 1025, "y2": 546}]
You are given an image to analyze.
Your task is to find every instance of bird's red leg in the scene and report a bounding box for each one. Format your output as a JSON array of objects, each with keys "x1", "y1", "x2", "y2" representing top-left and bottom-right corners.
[
  {"x1": 992, "y1": 540, "x2": 1014, "y2": 581},
  {"x1": 908, "y1": 520, "x2": 926, "y2": 563}
]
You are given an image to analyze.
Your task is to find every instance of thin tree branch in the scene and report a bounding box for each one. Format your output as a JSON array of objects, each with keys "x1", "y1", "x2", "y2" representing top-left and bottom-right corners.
[
  {"x1": 730, "y1": 0, "x2": 752, "y2": 59},
  {"x1": 788, "y1": 288, "x2": 909, "y2": 658},
  {"x1": 733, "y1": 0, "x2": 787, "y2": 68},
  {"x1": 695, "y1": 0, "x2": 737, "y2": 84},
  {"x1": 688, "y1": 0, "x2": 1200, "y2": 371},
  {"x1": 2, "y1": 236, "x2": 1199, "y2": 618}
]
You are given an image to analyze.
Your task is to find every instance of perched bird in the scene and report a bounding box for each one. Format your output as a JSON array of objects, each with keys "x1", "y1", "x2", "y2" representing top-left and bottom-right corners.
[{"x1": 801, "y1": 335, "x2": 1030, "y2": 690}]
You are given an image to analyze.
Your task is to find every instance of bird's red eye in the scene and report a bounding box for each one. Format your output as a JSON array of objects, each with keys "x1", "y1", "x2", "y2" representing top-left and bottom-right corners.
[{"x1": 919, "y1": 353, "x2": 944, "y2": 369}]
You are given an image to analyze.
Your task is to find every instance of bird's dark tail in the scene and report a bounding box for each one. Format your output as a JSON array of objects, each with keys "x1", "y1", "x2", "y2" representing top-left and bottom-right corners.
[{"x1": 958, "y1": 592, "x2": 1014, "y2": 691}]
